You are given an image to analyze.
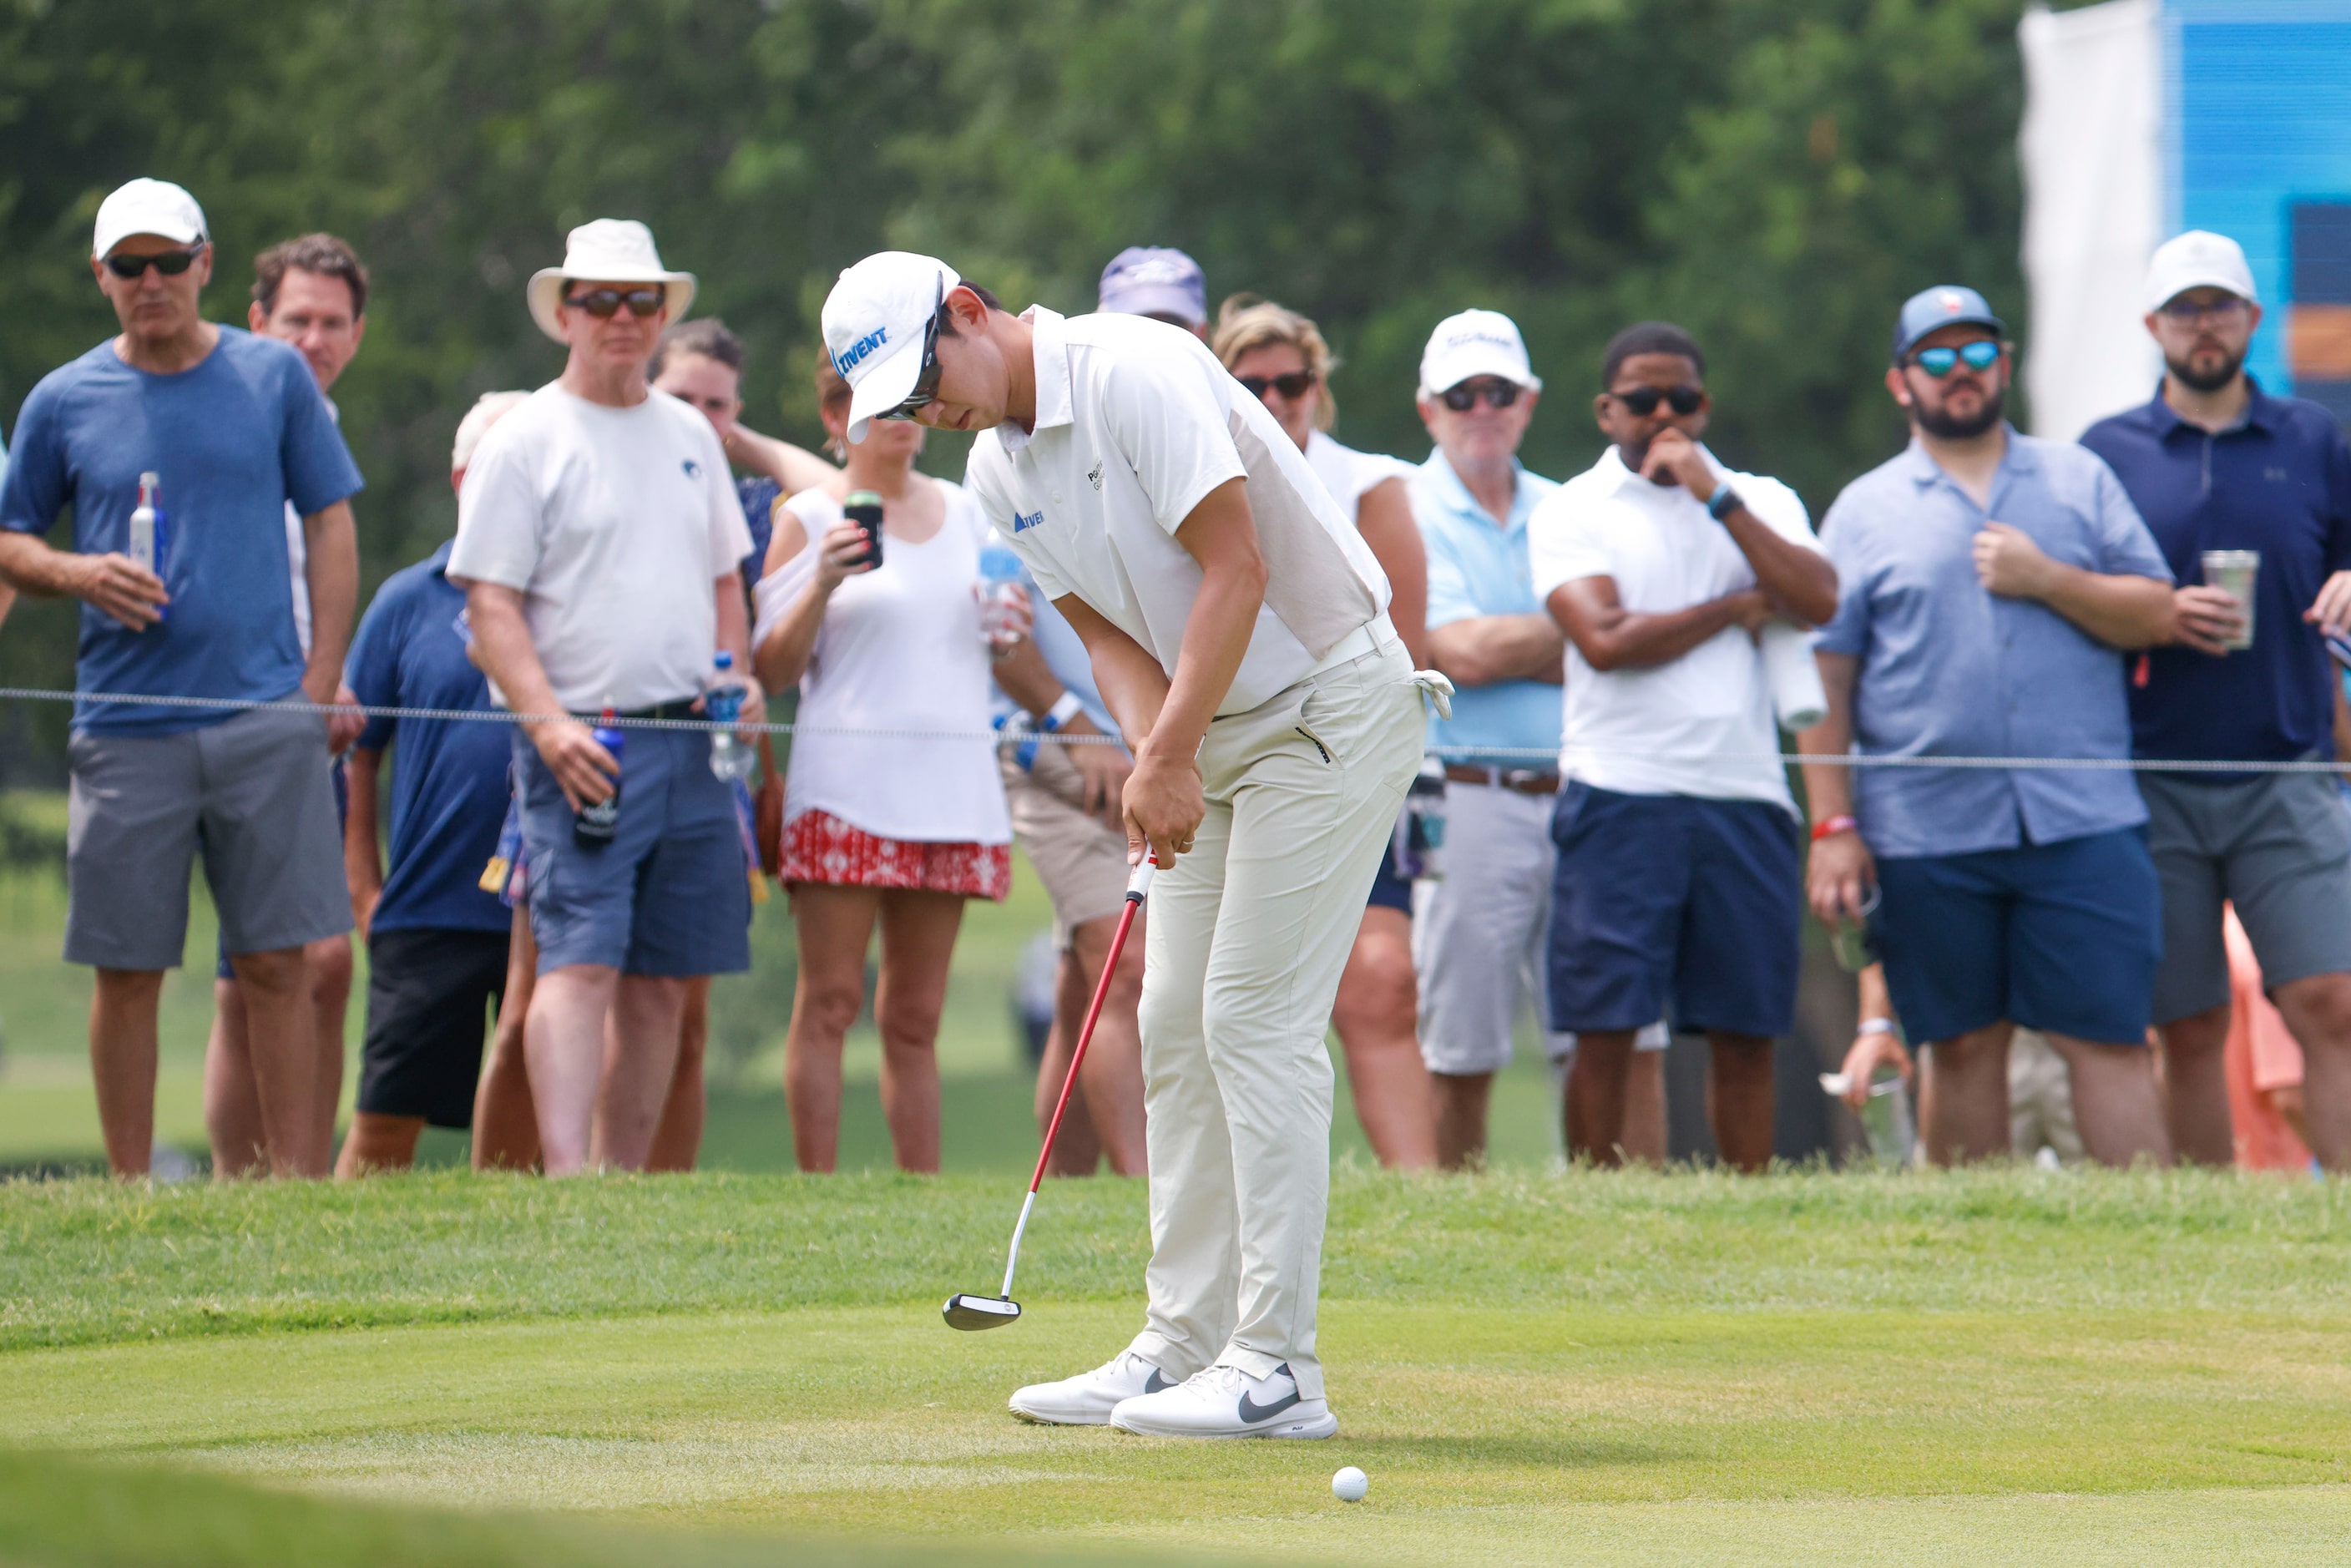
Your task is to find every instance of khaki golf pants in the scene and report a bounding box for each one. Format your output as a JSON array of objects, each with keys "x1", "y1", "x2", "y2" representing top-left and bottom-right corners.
[{"x1": 1125, "y1": 631, "x2": 1425, "y2": 1403}]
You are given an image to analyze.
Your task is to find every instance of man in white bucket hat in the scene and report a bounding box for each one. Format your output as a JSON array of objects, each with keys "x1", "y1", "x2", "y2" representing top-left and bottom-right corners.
[
  {"x1": 820, "y1": 251, "x2": 1446, "y2": 1439},
  {"x1": 448, "y1": 220, "x2": 760, "y2": 1174}
]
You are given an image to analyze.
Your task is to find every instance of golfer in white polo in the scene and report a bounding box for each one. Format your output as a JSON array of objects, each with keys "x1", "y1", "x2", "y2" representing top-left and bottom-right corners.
[{"x1": 822, "y1": 253, "x2": 1437, "y2": 1439}]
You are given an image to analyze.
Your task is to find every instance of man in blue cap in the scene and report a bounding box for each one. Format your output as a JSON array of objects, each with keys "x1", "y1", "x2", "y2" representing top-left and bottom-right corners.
[{"x1": 1800, "y1": 286, "x2": 2178, "y2": 1166}]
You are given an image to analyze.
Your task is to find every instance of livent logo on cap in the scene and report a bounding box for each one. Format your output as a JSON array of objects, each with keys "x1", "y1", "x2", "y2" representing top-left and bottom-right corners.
[{"x1": 835, "y1": 326, "x2": 889, "y2": 377}]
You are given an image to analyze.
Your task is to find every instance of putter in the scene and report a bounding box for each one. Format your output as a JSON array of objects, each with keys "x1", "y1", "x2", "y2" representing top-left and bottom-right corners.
[{"x1": 944, "y1": 853, "x2": 1157, "y2": 1330}]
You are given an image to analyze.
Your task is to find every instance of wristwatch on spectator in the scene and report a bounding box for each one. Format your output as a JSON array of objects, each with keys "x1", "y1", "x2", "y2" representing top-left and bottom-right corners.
[{"x1": 1706, "y1": 485, "x2": 1744, "y2": 523}]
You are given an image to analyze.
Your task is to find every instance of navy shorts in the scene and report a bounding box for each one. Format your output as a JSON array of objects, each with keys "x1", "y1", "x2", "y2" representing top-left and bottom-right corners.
[
  {"x1": 357, "y1": 926, "x2": 511, "y2": 1126},
  {"x1": 1873, "y1": 826, "x2": 2161, "y2": 1048},
  {"x1": 1546, "y1": 782, "x2": 1801, "y2": 1038},
  {"x1": 1366, "y1": 846, "x2": 1413, "y2": 913},
  {"x1": 514, "y1": 726, "x2": 751, "y2": 978},
  {"x1": 216, "y1": 755, "x2": 349, "y2": 981}
]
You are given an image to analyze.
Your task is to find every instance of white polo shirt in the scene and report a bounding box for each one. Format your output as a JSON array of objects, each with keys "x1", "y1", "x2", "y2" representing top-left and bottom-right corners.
[
  {"x1": 1526, "y1": 444, "x2": 1819, "y2": 809},
  {"x1": 963, "y1": 307, "x2": 1389, "y2": 717}
]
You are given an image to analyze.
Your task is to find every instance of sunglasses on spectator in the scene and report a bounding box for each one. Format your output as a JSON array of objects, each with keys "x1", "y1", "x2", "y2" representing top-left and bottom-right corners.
[
  {"x1": 1610, "y1": 385, "x2": 1704, "y2": 417},
  {"x1": 880, "y1": 280, "x2": 948, "y2": 422},
  {"x1": 564, "y1": 287, "x2": 665, "y2": 319},
  {"x1": 1439, "y1": 380, "x2": 1521, "y2": 412},
  {"x1": 1239, "y1": 370, "x2": 1317, "y2": 402},
  {"x1": 2155, "y1": 296, "x2": 2251, "y2": 326},
  {"x1": 1910, "y1": 341, "x2": 2002, "y2": 377},
  {"x1": 103, "y1": 247, "x2": 204, "y2": 279}
]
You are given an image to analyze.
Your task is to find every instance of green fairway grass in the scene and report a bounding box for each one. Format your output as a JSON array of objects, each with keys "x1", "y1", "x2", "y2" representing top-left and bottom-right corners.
[{"x1": 3, "y1": 1169, "x2": 2349, "y2": 1565}]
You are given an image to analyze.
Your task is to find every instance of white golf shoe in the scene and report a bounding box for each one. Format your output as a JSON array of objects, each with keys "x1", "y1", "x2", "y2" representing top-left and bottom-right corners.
[
  {"x1": 1008, "y1": 1350, "x2": 1178, "y2": 1426},
  {"x1": 1108, "y1": 1362, "x2": 1338, "y2": 1439}
]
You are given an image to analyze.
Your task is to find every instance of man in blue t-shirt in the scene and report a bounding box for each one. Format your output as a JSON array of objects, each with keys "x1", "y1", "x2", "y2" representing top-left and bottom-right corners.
[
  {"x1": 332, "y1": 397, "x2": 528, "y2": 1176},
  {"x1": 0, "y1": 178, "x2": 364, "y2": 1181},
  {"x1": 2079, "y1": 230, "x2": 2351, "y2": 1174}
]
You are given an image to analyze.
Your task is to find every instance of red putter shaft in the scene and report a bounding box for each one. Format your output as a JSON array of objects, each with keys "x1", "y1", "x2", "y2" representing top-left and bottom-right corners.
[{"x1": 1029, "y1": 853, "x2": 1156, "y2": 1194}]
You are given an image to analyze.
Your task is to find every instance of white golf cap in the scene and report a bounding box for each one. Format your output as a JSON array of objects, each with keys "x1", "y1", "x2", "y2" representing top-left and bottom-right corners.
[
  {"x1": 92, "y1": 178, "x2": 208, "y2": 259},
  {"x1": 1418, "y1": 308, "x2": 1542, "y2": 397},
  {"x1": 525, "y1": 219, "x2": 695, "y2": 344},
  {"x1": 822, "y1": 251, "x2": 961, "y2": 446},
  {"x1": 2145, "y1": 230, "x2": 2257, "y2": 312}
]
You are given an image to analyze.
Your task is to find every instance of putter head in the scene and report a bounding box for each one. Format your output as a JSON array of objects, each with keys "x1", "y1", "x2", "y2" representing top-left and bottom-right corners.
[{"x1": 943, "y1": 1292, "x2": 1023, "y2": 1331}]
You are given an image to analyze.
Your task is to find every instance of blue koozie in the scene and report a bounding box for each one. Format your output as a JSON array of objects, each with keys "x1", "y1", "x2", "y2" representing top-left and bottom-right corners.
[{"x1": 574, "y1": 702, "x2": 626, "y2": 849}]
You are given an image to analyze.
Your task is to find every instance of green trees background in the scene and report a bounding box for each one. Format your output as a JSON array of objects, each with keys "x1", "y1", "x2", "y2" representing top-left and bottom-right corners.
[{"x1": 2, "y1": 0, "x2": 2041, "y2": 769}]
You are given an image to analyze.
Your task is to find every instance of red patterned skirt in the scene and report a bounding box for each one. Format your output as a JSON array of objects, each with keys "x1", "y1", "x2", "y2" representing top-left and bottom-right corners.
[{"x1": 778, "y1": 809, "x2": 1011, "y2": 901}]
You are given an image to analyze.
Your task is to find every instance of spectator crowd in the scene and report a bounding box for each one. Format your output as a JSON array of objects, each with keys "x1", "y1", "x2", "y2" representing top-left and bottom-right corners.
[{"x1": 3, "y1": 180, "x2": 2349, "y2": 1183}]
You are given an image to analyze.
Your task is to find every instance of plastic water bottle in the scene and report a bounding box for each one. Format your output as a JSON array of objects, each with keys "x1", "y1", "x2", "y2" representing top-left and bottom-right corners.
[
  {"x1": 706, "y1": 652, "x2": 755, "y2": 781},
  {"x1": 128, "y1": 472, "x2": 168, "y2": 624},
  {"x1": 978, "y1": 529, "x2": 1024, "y2": 648},
  {"x1": 574, "y1": 697, "x2": 625, "y2": 849}
]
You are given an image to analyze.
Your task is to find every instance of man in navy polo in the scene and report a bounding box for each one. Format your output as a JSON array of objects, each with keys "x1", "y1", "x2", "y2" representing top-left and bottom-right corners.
[
  {"x1": 2080, "y1": 231, "x2": 2351, "y2": 1172},
  {"x1": 332, "y1": 392, "x2": 533, "y2": 1175},
  {"x1": 1802, "y1": 286, "x2": 2178, "y2": 1168}
]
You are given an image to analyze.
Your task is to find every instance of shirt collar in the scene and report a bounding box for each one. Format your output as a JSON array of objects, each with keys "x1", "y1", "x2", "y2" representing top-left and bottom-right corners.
[
  {"x1": 1901, "y1": 422, "x2": 2033, "y2": 489},
  {"x1": 997, "y1": 305, "x2": 1072, "y2": 456},
  {"x1": 1423, "y1": 448, "x2": 1534, "y2": 532},
  {"x1": 2143, "y1": 373, "x2": 2276, "y2": 439}
]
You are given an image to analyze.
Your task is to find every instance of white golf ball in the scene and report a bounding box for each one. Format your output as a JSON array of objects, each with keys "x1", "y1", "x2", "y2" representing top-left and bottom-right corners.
[{"x1": 1332, "y1": 1464, "x2": 1368, "y2": 1502}]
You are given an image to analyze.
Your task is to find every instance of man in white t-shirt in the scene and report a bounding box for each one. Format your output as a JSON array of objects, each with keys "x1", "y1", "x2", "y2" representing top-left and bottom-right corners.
[
  {"x1": 448, "y1": 220, "x2": 760, "y2": 1176},
  {"x1": 1529, "y1": 321, "x2": 1837, "y2": 1173},
  {"x1": 822, "y1": 252, "x2": 1434, "y2": 1439}
]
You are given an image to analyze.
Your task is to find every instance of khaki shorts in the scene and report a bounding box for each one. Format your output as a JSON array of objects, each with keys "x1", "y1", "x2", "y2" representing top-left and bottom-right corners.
[{"x1": 1000, "y1": 742, "x2": 1131, "y2": 949}]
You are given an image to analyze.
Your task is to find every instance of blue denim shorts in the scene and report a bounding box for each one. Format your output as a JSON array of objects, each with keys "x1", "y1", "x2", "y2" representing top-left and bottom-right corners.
[{"x1": 513, "y1": 726, "x2": 751, "y2": 978}]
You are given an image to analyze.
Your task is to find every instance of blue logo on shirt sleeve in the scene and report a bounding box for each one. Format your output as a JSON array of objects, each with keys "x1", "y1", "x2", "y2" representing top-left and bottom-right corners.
[
  {"x1": 683, "y1": 458, "x2": 703, "y2": 481},
  {"x1": 1013, "y1": 508, "x2": 1044, "y2": 533}
]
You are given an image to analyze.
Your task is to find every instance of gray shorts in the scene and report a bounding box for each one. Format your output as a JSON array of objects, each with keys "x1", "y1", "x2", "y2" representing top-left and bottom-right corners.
[
  {"x1": 64, "y1": 704, "x2": 352, "y2": 970},
  {"x1": 2142, "y1": 767, "x2": 2351, "y2": 1024}
]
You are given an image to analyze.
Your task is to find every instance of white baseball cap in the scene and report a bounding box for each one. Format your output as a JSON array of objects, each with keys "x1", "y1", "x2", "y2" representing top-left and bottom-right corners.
[
  {"x1": 1418, "y1": 309, "x2": 1542, "y2": 397},
  {"x1": 92, "y1": 178, "x2": 208, "y2": 260},
  {"x1": 2145, "y1": 230, "x2": 2258, "y2": 312},
  {"x1": 525, "y1": 220, "x2": 696, "y2": 344},
  {"x1": 822, "y1": 251, "x2": 961, "y2": 445}
]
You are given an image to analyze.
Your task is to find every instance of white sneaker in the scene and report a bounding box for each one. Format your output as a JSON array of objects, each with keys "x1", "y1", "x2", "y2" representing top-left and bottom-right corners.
[
  {"x1": 1109, "y1": 1362, "x2": 1338, "y2": 1439},
  {"x1": 1008, "y1": 1350, "x2": 1177, "y2": 1426}
]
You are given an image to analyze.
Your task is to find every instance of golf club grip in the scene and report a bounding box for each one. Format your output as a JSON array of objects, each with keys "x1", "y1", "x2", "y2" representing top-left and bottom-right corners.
[
  {"x1": 1126, "y1": 857, "x2": 1155, "y2": 903},
  {"x1": 1025, "y1": 890, "x2": 1143, "y2": 1193}
]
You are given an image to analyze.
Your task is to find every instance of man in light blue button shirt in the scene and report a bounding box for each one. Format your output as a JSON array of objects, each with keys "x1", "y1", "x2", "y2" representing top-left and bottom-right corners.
[
  {"x1": 1407, "y1": 309, "x2": 1574, "y2": 1169},
  {"x1": 1802, "y1": 285, "x2": 2179, "y2": 1169}
]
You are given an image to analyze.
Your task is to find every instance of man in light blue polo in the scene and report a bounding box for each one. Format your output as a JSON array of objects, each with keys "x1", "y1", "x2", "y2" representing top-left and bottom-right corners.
[
  {"x1": 1407, "y1": 309, "x2": 1576, "y2": 1169},
  {"x1": 1802, "y1": 285, "x2": 2178, "y2": 1168}
]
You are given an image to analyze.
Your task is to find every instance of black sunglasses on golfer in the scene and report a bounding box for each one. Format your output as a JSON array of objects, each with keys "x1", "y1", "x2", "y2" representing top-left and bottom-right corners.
[
  {"x1": 103, "y1": 246, "x2": 205, "y2": 279},
  {"x1": 1238, "y1": 369, "x2": 1317, "y2": 402},
  {"x1": 1439, "y1": 379, "x2": 1521, "y2": 412},
  {"x1": 879, "y1": 279, "x2": 949, "y2": 422},
  {"x1": 1611, "y1": 385, "x2": 1705, "y2": 417},
  {"x1": 564, "y1": 287, "x2": 665, "y2": 319}
]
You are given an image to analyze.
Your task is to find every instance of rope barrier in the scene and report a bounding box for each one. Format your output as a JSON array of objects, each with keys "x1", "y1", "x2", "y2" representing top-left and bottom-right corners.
[{"x1": 2, "y1": 685, "x2": 2347, "y2": 773}]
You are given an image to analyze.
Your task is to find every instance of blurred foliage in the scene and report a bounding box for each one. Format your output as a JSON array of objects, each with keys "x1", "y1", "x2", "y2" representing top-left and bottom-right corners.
[{"x1": 3, "y1": 0, "x2": 2035, "y2": 766}]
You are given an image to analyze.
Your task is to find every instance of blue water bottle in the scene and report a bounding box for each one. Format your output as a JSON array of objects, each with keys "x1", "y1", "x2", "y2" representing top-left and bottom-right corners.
[
  {"x1": 707, "y1": 652, "x2": 754, "y2": 781},
  {"x1": 574, "y1": 697, "x2": 625, "y2": 849}
]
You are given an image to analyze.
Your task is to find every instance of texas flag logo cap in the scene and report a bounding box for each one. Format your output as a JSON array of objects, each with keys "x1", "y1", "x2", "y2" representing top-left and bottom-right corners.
[
  {"x1": 1891, "y1": 285, "x2": 2005, "y2": 364},
  {"x1": 823, "y1": 252, "x2": 960, "y2": 446}
]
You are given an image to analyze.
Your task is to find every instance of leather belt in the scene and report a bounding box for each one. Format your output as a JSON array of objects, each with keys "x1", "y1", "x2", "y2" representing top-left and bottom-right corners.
[
  {"x1": 1443, "y1": 763, "x2": 1560, "y2": 796},
  {"x1": 569, "y1": 697, "x2": 704, "y2": 723}
]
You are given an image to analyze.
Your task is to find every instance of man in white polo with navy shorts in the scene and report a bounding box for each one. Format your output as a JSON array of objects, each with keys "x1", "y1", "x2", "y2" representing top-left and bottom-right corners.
[{"x1": 821, "y1": 252, "x2": 1434, "y2": 1439}]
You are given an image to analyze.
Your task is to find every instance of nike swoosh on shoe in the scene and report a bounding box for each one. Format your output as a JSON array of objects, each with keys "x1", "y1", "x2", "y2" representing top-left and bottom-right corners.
[
  {"x1": 1235, "y1": 1386, "x2": 1302, "y2": 1423},
  {"x1": 1144, "y1": 1368, "x2": 1174, "y2": 1393}
]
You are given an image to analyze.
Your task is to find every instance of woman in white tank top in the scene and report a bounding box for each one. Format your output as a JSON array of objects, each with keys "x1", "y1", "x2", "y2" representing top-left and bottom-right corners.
[
  {"x1": 1211, "y1": 296, "x2": 1437, "y2": 1171},
  {"x1": 752, "y1": 356, "x2": 1014, "y2": 1174}
]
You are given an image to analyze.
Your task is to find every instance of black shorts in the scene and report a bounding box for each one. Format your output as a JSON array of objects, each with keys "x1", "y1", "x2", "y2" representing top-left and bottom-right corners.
[{"x1": 356, "y1": 926, "x2": 513, "y2": 1127}]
